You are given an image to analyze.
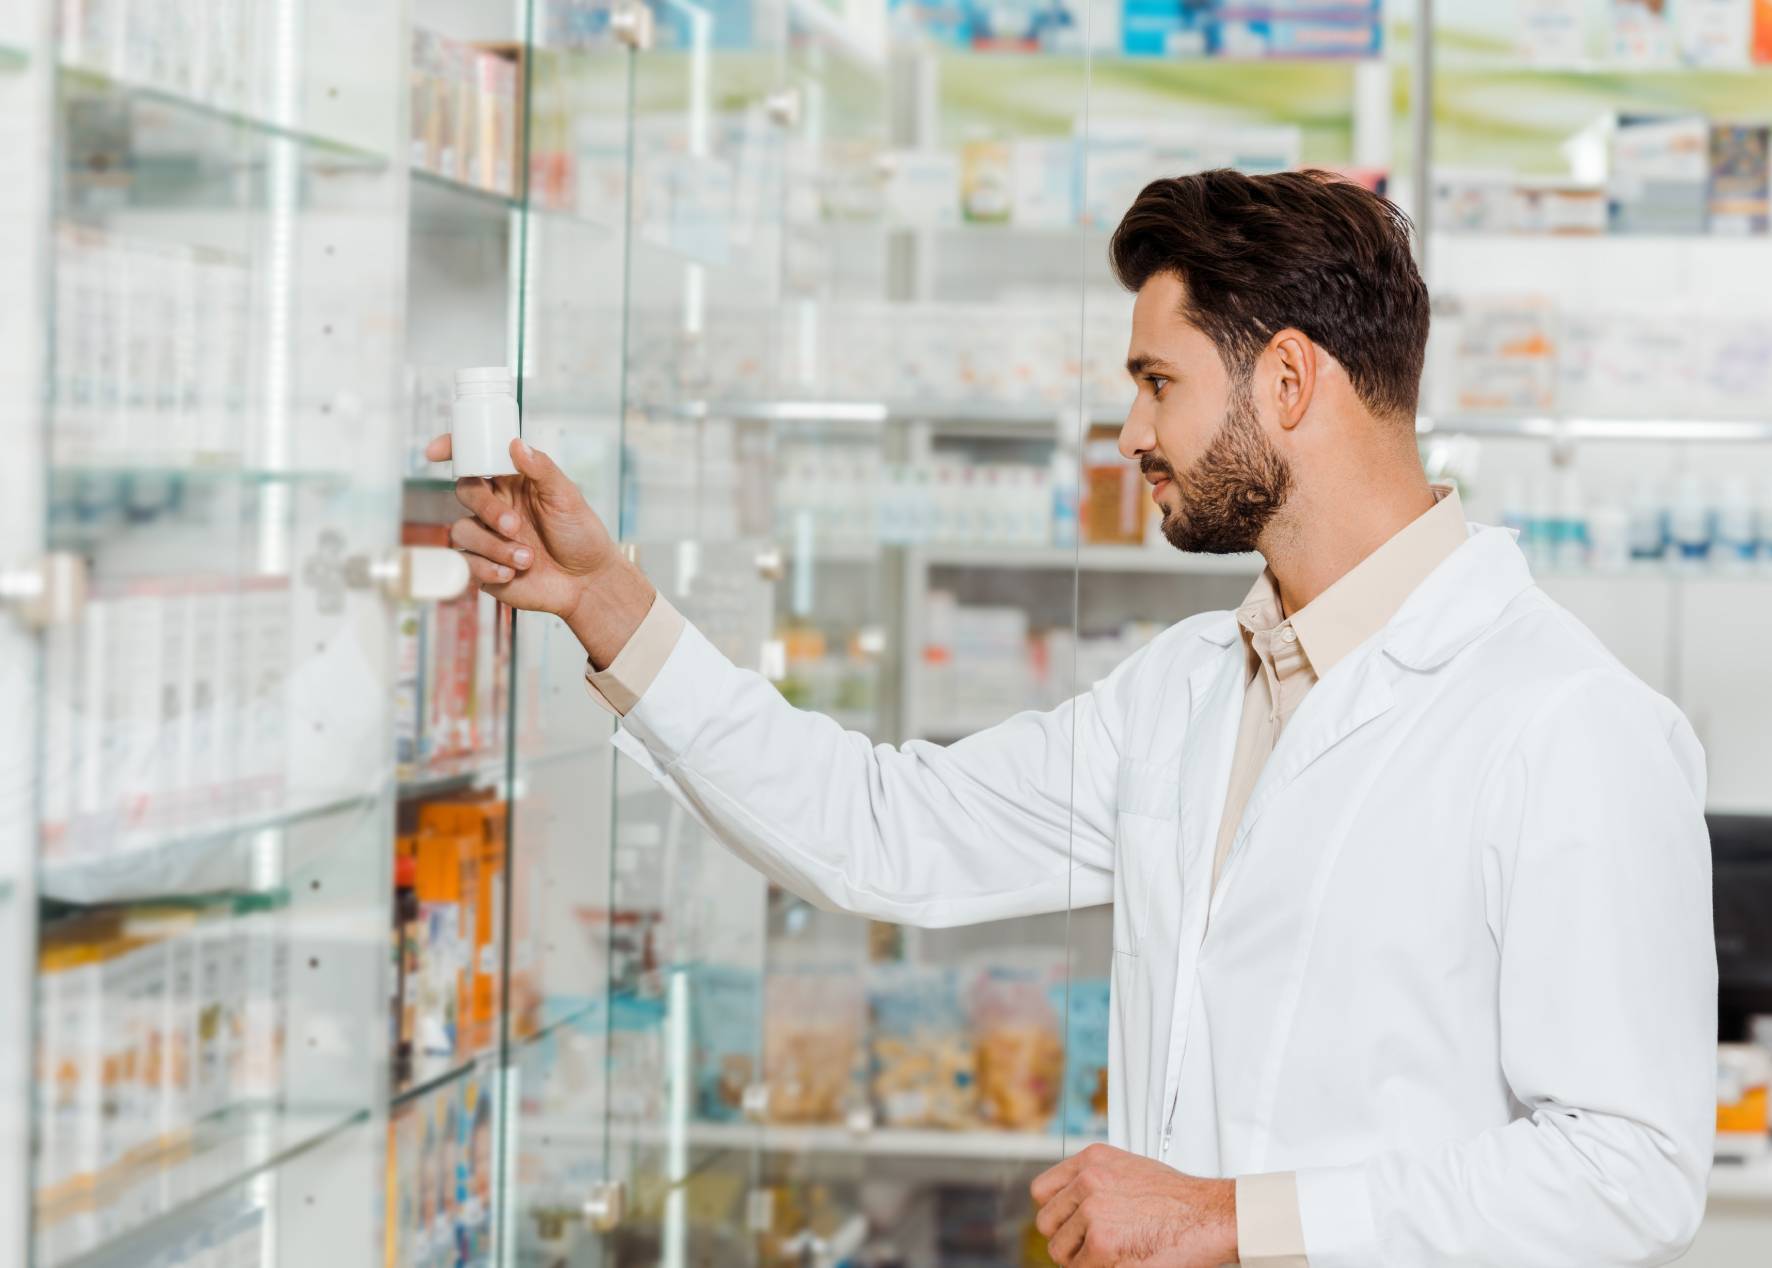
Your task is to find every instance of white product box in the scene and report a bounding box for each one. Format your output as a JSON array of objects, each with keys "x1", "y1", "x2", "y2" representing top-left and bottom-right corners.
[
  {"x1": 884, "y1": 150, "x2": 961, "y2": 227},
  {"x1": 113, "y1": 580, "x2": 167, "y2": 837},
  {"x1": 1517, "y1": 0, "x2": 1589, "y2": 65},
  {"x1": 239, "y1": 577, "x2": 291, "y2": 815},
  {"x1": 76, "y1": 589, "x2": 112, "y2": 833},
  {"x1": 41, "y1": 616, "x2": 81, "y2": 855},
  {"x1": 235, "y1": 896, "x2": 288, "y2": 1106}
]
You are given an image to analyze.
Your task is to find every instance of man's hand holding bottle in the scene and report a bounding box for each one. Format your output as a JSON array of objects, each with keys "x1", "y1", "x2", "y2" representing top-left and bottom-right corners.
[{"x1": 425, "y1": 433, "x2": 655, "y2": 669}]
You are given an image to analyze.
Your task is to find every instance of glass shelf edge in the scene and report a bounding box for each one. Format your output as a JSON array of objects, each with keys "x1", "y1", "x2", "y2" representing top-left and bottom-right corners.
[
  {"x1": 35, "y1": 1103, "x2": 371, "y2": 1268},
  {"x1": 39, "y1": 793, "x2": 382, "y2": 906},
  {"x1": 410, "y1": 167, "x2": 620, "y2": 237},
  {"x1": 56, "y1": 61, "x2": 390, "y2": 165},
  {"x1": 391, "y1": 1050, "x2": 494, "y2": 1110}
]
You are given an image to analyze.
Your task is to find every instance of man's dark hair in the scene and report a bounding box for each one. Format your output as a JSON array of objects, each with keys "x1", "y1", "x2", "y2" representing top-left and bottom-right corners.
[{"x1": 1109, "y1": 169, "x2": 1429, "y2": 422}]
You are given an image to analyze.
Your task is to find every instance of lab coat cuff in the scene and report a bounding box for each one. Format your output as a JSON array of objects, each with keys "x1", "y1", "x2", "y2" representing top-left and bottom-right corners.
[
  {"x1": 583, "y1": 593, "x2": 686, "y2": 716},
  {"x1": 614, "y1": 617, "x2": 728, "y2": 763},
  {"x1": 1235, "y1": 1172, "x2": 1307, "y2": 1267},
  {"x1": 1293, "y1": 1162, "x2": 1377, "y2": 1268}
]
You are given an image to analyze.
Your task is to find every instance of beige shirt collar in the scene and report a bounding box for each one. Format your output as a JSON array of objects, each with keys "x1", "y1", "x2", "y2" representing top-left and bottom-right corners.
[{"x1": 1238, "y1": 484, "x2": 1468, "y2": 677}]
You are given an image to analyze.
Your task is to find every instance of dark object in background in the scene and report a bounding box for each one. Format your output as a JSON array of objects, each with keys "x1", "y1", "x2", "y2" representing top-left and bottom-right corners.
[{"x1": 1711, "y1": 813, "x2": 1772, "y2": 1040}]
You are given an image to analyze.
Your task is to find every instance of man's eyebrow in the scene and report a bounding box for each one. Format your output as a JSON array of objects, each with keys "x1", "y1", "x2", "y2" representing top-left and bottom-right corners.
[{"x1": 1126, "y1": 354, "x2": 1177, "y2": 377}]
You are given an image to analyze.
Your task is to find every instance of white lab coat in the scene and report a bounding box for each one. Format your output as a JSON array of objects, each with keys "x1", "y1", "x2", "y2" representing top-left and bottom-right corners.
[{"x1": 610, "y1": 524, "x2": 1717, "y2": 1267}]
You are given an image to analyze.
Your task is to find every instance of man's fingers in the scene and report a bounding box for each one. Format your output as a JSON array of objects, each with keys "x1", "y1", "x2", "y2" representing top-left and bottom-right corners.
[
  {"x1": 1046, "y1": 1205, "x2": 1088, "y2": 1266},
  {"x1": 1032, "y1": 1153, "x2": 1084, "y2": 1205},
  {"x1": 454, "y1": 477, "x2": 521, "y2": 535},
  {"x1": 450, "y1": 517, "x2": 534, "y2": 570},
  {"x1": 425, "y1": 433, "x2": 452, "y2": 462},
  {"x1": 462, "y1": 553, "x2": 516, "y2": 586},
  {"x1": 1034, "y1": 1177, "x2": 1086, "y2": 1240}
]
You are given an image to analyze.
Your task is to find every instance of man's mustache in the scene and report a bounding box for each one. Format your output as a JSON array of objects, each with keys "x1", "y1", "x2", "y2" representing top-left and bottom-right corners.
[{"x1": 1140, "y1": 454, "x2": 1175, "y2": 483}]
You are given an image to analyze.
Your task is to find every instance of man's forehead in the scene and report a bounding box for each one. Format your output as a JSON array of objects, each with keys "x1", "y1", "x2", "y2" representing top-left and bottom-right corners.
[{"x1": 1132, "y1": 270, "x2": 1189, "y2": 316}]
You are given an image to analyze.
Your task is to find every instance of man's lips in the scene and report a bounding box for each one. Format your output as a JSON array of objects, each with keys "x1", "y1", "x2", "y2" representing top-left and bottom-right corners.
[{"x1": 1149, "y1": 475, "x2": 1171, "y2": 502}]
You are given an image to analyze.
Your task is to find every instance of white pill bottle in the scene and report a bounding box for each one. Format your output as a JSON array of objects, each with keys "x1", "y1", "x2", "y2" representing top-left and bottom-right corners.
[{"x1": 451, "y1": 366, "x2": 521, "y2": 478}]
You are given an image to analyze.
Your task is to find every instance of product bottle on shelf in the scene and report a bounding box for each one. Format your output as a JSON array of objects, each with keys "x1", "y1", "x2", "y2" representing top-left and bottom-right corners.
[
  {"x1": 1553, "y1": 472, "x2": 1588, "y2": 571},
  {"x1": 1715, "y1": 478, "x2": 1759, "y2": 567},
  {"x1": 1627, "y1": 478, "x2": 1668, "y2": 562},
  {"x1": 1669, "y1": 475, "x2": 1714, "y2": 563},
  {"x1": 1588, "y1": 504, "x2": 1631, "y2": 572}
]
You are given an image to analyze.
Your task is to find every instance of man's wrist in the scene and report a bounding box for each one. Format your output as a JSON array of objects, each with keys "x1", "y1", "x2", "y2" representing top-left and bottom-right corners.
[
  {"x1": 563, "y1": 559, "x2": 656, "y2": 670},
  {"x1": 1211, "y1": 1175, "x2": 1239, "y2": 1264}
]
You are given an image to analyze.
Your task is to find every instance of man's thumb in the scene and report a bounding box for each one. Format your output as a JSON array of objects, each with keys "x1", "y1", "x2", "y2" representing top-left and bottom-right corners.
[{"x1": 510, "y1": 437, "x2": 568, "y2": 495}]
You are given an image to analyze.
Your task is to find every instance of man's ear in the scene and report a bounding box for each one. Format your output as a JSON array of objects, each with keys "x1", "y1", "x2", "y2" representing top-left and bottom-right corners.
[{"x1": 1267, "y1": 329, "x2": 1316, "y2": 431}]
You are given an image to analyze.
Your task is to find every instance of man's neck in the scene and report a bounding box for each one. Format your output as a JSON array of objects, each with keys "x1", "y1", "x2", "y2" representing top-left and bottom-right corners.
[{"x1": 1259, "y1": 470, "x2": 1438, "y2": 616}]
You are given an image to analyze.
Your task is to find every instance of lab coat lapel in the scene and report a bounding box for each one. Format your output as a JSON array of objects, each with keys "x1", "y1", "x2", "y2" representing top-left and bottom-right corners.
[
  {"x1": 1211, "y1": 646, "x2": 1396, "y2": 907},
  {"x1": 1177, "y1": 630, "x2": 1247, "y2": 884}
]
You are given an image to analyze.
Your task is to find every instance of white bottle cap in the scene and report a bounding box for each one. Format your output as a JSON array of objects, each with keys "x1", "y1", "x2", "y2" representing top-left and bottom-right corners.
[{"x1": 455, "y1": 366, "x2": 514, "y2": 397}]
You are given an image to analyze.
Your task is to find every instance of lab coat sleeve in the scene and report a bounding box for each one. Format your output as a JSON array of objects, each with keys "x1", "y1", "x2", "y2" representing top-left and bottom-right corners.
[
  {"x1": 607, "y1": 619, "x2": 1131, "y2": 927},
  {"x1": 1293, "y1": 667, "x2": 1716, "y2": 1268}
]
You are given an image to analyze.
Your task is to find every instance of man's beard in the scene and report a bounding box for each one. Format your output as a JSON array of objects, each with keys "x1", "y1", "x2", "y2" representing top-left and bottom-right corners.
[{"x1": 1141, "y1": 378, "x2": 1293, "y2": 555}]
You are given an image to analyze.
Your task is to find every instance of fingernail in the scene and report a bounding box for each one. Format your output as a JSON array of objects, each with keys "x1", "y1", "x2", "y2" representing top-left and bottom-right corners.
[
  {"x1": 496, "y1": 566, "x2": 512, "y2": 582},
  {"x1": 513, "y1": 547, "x2": 532, "y2": 567},
  {"x1": 499, "y1": 513, "x2": 519, "y2": 534},
  {"x1": 517, "y1": 439, "x2": 532, "y2": 458}
]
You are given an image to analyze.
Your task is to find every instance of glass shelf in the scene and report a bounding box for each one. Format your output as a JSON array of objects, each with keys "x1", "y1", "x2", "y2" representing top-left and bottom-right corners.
[
  {"x1": 1433, "y1": 56, "x2": 1772, "y2": 78},
  {"x1": 1420, "y1": 415, "x2": 1772, "y2": 442},
  {"x1": 411, "y1": 165, "x2": 520, "y2": 215},
  {"x1": 39, "y1": 794, "x2": 381, "y2": 905},
  {"x1": 642, "y1": 397, "x2": 1096, "y2": 433},
  {"x1": 396, "y1": 753, "x2": 508, "y2": 800},
  {"x1": 34, "y1": 1104, "x2": 370, "y2": 1268},
  {"x1": 918, "y1": 544, "x2": 1263, "y2": 575},
  {"x1": 641, "y1": 400, "x2": 1772, "y2": 444},
  {"x1": 56, "y1": 62, "x2": 391, "y2": 165},
  {"x1": 50, "y1": 465, "x2": 354, "y2": 492},
  {"x1": 411, "y1": 166, "x2": 620, "y2": 237},
  {"x1": 393, "y1": 1049, "x2": 495, "y2": 1110}
]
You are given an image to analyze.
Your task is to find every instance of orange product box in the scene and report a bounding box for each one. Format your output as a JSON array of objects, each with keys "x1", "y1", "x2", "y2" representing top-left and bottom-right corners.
[
  {"x1": 414, "y1": 830, "x2": 476, "y2": 1059},
  {"x1": 420, "y1": 800, "x2": 507, "y2": 1042}
]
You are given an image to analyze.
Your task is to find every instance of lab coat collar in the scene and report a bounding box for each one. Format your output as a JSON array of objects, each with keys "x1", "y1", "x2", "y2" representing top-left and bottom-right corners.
[
  {"x1": 1377, "y1": 523, "x2": 1536, "y2": 673},
  {"x1": 1192, "y1": 524, "x2": 1533, "y2": 671}
]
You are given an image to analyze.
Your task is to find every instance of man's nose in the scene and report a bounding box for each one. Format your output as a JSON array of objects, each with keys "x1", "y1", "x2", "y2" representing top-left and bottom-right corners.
[{"x1": 1118, "y1": 405, "x2": 1153, "y2": 463}]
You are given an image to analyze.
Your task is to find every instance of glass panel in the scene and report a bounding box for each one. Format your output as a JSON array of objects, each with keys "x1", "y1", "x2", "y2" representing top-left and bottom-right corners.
[
  {"x1": 494, "y1": 1, "x2": 633, "y2": 1263},
  {"x1": 26, "y1": 1, "x2": 408, "y2": 1264},
  {"x1": 600, "y1": 2, "x2": 1097, "y2": 1262},
  {"x1": 395, "y1": 1, "x2": 532, "y2": 1265},
  {"x1": 2, "y1": 4, "x2": 53, "y2": 1264}
]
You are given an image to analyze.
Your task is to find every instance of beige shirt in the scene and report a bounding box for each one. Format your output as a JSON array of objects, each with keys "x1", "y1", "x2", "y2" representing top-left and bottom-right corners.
[{"x1": 586, "y1": 486, "x2": 1470, "y2": 1268}]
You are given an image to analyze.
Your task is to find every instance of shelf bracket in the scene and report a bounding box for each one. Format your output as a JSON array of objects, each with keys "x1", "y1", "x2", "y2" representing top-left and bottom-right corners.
[
  {"x1": 583, "y1": 1179, "x2": 626, "y2": 1233},
  {"x1": 610, "y1": 0, "x2": 655, "y2": 51},
  {"x1": 0, "y1": 553, "x2": 86, "y2": 629}
]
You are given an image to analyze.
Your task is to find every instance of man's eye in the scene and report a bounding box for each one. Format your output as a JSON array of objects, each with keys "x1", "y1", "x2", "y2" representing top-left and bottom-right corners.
[{"x1": 1145, "y1": 375, "x2": 1169, "y2": 396}]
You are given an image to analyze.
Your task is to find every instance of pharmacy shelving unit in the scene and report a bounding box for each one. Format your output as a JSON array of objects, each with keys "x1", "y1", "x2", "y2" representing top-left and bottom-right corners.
[{"x1": 8, "y1": 2, "x2": 1772, "y2": 1267}]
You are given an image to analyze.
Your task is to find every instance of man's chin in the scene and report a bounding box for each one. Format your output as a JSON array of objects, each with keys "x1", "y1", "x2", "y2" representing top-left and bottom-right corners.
[{"x1": 1160, "y1": 512, "x2": 1255, "y2": 556}]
